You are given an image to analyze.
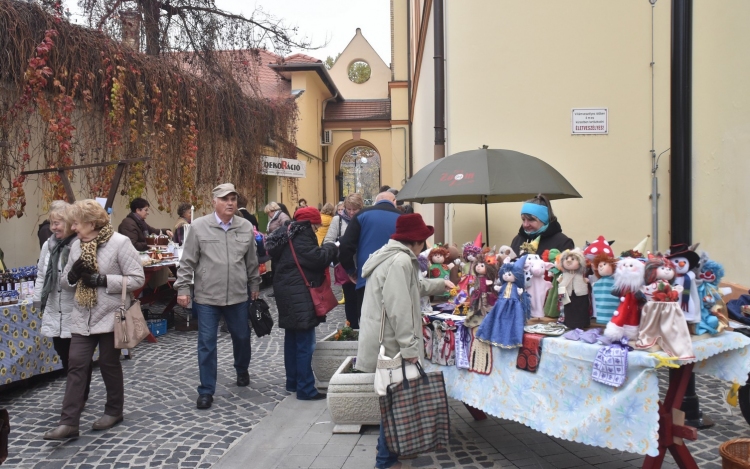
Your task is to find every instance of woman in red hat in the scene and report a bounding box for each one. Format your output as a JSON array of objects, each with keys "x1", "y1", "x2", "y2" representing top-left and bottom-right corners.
[
  {"x1": 354, "y1": 213, "x2": 454, "y2": 469},
  {"x1": 265, "y1": 206, "x2": 338, "y2": 401}
]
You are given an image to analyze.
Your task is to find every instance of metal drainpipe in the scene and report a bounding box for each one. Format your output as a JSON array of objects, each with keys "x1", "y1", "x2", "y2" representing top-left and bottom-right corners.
[
  {"x1": 407, "y1": 0, "x2": 414, "y2": 180},
  {"x1": 671, "y1": 0, "x2": 712, "y2": 430},
  {"x1": 433, "y1": 0, "x2": 446, "y2": 244}
]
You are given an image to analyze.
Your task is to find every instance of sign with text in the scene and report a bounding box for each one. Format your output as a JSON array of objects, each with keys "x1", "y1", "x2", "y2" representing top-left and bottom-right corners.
[
  {"x1": 571, "y1": 108, "x2": 608, "y2": 135},
  {"x1": 261, "y1": 156, "x2": 306, "y2": 178}
]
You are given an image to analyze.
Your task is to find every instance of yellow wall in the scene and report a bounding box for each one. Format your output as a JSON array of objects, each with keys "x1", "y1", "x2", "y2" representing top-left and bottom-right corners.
[
  {"x1": 391, "y1": 0, "x2": 409, "y2": 82},
  {"x1": 692, "y1": 0, "x2": 750, "y2": 283},
  {"x1": 328, "y1": 28, "x2": 391, "y2": 100}
]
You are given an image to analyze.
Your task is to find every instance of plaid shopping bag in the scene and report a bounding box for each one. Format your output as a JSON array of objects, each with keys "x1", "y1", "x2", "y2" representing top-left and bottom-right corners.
[{"x1": 379, "y1": 362, "x2": 450, "y2": 457}]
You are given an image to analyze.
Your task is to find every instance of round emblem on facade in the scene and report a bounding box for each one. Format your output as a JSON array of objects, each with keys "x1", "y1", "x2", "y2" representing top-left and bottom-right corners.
[{"x1": 454, "y1": 174, "x2": 464, "y2": 181}]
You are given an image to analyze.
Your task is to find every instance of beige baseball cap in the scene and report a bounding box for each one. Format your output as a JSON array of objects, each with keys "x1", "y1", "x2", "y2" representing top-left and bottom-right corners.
[{"x1": 212, "y1": 183, "x2": 238, "y2": 198}]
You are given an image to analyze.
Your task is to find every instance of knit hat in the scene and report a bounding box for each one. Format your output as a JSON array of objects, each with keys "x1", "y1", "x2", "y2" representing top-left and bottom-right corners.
[
  {"x1": 294, "y1": 206, "x2": 322, "y2": 225},
  {"x1": 391, "y1": 213, "x2": 434, "y2": 243}
]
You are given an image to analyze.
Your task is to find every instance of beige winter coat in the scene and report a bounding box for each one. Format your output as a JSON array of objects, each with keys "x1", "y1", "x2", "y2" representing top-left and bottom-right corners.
[
  {"x1": 34, "y1": 238, "x2": 76, "y2": 338},
  {"x1": 355, "y1": 240, "x2": 445, "y2": 373},
  {"x1": 62, "y1": 232, "x2": 145, "y2": 336}
]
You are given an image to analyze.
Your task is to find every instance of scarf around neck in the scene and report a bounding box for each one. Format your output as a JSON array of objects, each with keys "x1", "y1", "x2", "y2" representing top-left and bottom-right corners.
[
  {"x1": 75, "y1": 223, "x2": 114, "y2": 308},
  {"x1": 41, "y1": 233, "x2": 76, "y2": 312}
]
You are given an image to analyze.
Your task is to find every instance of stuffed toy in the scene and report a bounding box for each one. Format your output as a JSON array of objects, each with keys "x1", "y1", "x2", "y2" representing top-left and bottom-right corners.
[
  {"x1": 558, "y1": 249, "x2": 590, "y2": 329},
  {"x1": 636, "y1": 257, "x2": 693, "y2": 359},
  {"x1": 446, "y1": 243, "x2": 463, "y2": 286},
  {"x1": 666, "y1": 243, "x2": 701, "y2": 323},
  {"x1": 583, "y1": 236, "x2": 616, "y2": 261},
  {"x1": 476, "y1": 256, "x2": 527, "y2": 348},
  {"x1": 591, "y1": 253, "x2": 619, "y2": 324},
  {"x1": 428, "y1": 246, "x2": 454, "y2": 299},
  {"x1": 542, "y1": 249, "x2": 562, "y2": 318},
  {"x1": 524, "y1": 254, "x2": 553, "y2": 318},
  {"x1": 464, "y1": 254, "x2": 498, "y2": 328},
  {"x1": 459, "y1": 241, "x2": 482, "y2": 292},
  {"x1": 497, "y1": 245, "x2": 516, "y2": 265},
  {"x1": 604, "y1": 257, "x2": 646, "y2": 341},
  {"x1": 696, "y1": 254, "x2": 730, "y2": 334}
]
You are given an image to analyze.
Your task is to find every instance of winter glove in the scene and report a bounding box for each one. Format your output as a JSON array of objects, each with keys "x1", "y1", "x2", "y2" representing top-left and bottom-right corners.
[
  {"x1": 67, "y1": 259, "x2": 87, "y2": 285},
  {"x1": 80, "y1": 272, "x2": 107, "y2": 288}
]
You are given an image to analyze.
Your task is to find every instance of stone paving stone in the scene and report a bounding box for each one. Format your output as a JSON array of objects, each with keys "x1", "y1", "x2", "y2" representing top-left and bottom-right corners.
[{"x1": 309, "y1": 455, "x2": 348, "y2": 468}]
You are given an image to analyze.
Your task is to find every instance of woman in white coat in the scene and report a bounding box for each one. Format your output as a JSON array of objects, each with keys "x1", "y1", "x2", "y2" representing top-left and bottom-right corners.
[{"x1": 33, "y1": 201, "x2": 92, "y2": 398}]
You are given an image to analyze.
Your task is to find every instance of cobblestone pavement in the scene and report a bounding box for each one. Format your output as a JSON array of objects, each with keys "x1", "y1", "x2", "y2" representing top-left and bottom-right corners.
[
  {"x1": 0, "y1": 285, "x2": 348, "y2": 469},
  {"x1": 2, "y1": 279, "x2": 750, "y2": 468}
]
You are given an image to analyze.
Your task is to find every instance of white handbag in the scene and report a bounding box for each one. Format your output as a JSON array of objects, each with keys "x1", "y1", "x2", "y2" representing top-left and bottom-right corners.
[{"x1": 374, "y1": 306, "x2": 421, "y2": 396}]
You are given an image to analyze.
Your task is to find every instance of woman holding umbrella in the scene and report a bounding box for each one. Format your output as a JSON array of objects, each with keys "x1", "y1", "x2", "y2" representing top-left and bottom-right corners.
[{"x1": 510, "y1": 194, "x2": 574, "y2": 256}]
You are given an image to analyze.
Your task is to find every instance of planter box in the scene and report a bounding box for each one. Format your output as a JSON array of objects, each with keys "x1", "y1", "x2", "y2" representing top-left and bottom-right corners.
[
  {"x1": 312, "y1": 331, "x2": 358, "y2": 389},
  {"x1": 327, "y1": 356, "x2": 380, "y2": 434}
]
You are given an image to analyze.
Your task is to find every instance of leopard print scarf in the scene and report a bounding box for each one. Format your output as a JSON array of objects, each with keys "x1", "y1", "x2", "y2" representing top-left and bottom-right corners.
[{"x1": 75, "y1": 223, "x2": 114, "y2": 308}]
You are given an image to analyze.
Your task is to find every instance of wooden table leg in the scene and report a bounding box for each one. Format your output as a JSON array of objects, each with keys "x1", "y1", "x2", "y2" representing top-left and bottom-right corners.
[
  {"x1": 464, "y1": 403, "x2": 487, "y2": 421},
  {"x1": 642, "y1": 364, "x2": 699, "y2": 469}
]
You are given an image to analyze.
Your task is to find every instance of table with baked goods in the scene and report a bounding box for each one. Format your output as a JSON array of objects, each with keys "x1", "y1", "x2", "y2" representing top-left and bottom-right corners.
[
  {"x1": 0, "y1": 302, "x2": 63, "y2": 385},
  {"x1": 424, "y1": 328, "x2": 750, "y2": 469}
]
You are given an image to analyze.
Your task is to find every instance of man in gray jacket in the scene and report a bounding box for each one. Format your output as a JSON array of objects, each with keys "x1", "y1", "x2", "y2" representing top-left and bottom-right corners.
[{"x1": 175, "y1": 183, "x2": 261, "y2": 409}]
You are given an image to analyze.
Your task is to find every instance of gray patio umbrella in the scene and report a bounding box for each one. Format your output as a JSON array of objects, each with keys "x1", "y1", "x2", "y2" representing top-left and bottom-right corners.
[{"x1": 396, "y1": 148, "x2": 582, "y2": 244}]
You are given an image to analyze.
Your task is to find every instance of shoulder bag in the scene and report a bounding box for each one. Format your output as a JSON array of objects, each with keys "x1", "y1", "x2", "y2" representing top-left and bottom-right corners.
[
  {"x1": 114, "y1": 277, "x2": 151, "y2": 349},
  {"x1": 288, "y1": 225, "x2": 338, "y2": 317},
  {"x1": 374, "y1": 305, "x2": 421, "y2": 396},
  {"x1": 248, "y1": 298, "x2": 274, "y2": 337}
]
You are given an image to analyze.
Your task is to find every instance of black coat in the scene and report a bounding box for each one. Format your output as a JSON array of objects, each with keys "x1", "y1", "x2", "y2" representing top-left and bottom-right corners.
[
  {"x1": 510, "y1": 220, "x2": 574, "y2": 257},
  {"x1": 266, "y1": 220, "x2": 338, "y2": 331}
]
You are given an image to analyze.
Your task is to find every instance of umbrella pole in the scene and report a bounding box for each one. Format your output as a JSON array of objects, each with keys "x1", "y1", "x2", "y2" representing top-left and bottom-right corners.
[{"x1": 484, "y1": 195, "x2": 490, "y2": 247}]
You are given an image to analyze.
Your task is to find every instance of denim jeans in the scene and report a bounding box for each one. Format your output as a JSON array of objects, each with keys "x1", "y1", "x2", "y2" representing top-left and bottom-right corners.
[
  {"x1": 283, "y1": 328, "x2": 318, "y2": 399},
  {"x1": 194, "y1": 300, "x2": 251, "y2": 395},
  {"x1": 376, "y1": 419, "x2": 399, "y2": 468}
]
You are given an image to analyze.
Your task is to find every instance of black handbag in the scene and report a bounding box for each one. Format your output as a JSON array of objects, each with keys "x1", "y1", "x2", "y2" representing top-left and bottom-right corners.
[{"x1": 248, "y1": 298, "x2": 274, "y2": 337}]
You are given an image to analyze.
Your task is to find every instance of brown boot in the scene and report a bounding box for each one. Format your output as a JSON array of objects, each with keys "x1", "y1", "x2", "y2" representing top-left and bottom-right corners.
[
  {"x1": 91, "y1": 414, "x2": 123, "y2": 431},
  {"x1": 43, "y1": 425, "x2": 79, "y2": 440}
]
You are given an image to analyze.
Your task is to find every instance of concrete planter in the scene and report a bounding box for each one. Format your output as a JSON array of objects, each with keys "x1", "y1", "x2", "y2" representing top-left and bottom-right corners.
[
  {"x1": 327, "y1": 356, "x2": 380, "y2": 434},
  {"x1": 312, "y1": 331, "x2": 358, "y2": 389}
]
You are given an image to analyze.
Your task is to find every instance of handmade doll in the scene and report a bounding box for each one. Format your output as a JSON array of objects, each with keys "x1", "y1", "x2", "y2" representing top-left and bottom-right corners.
[
  {"x1": 591, "y1": 253, "x2": 619, "y2": 324},
  {"x1": 542, "y1": 249, "x2": 562, "y2": 318},
  {"x1": 447, "y1": 243, "x2": 463, "y2": 286},
  {"x1": 666, "y1": 243, "x2": 701, "y2": 323},
  {"x1": 475, "y1": 256, "x2": 527, "y2": 348},
  {"x1": 696, "y1": 255, "x2": 730, "y2": 334},
  {"x1": 636, "y1": 257, "x2": 693, "y2": 359},
  {"x1": 496, "y1": 245, "x2": 516, "y2": 265},
  {"x1": 463, "y1": 255, "x2": 498, "y2": 328},
  {"x1": 459, "y1": 242, "x2": 482, "y2": 292},
  {"x1": 557, "y1": 249, "x2": 590, "y2": 329},
  {"x1": 583, "y1": 236, "x2": 617, "y2": 262},
  {"x1": 524, "y1": 254, "x2": 553, "y2": 319},
  {"x1": 604, "y1": 257, "x2": 646, "y2": 341},
  {"x1": 428, "y1": 246, "x2": 454, "y2": 300}
]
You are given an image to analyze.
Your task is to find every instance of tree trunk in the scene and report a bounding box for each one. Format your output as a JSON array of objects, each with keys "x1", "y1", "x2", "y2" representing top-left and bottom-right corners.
[{"x1": 139, "y1": 0, "x2": 161, "y2": 55}]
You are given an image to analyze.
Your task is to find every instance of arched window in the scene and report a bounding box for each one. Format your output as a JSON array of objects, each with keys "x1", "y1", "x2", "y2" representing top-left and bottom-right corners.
[{"x1": 339, "y1": 146, "x2": 381, "y2": 205}]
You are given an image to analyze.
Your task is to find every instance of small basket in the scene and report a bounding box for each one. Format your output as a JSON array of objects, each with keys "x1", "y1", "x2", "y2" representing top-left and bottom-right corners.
[
  {"x1": 147, "y1": 319, "x2": 168, "y2": 337},
  {"x1": 720, "y1": 438, "x2": 750, "y2": 469}
]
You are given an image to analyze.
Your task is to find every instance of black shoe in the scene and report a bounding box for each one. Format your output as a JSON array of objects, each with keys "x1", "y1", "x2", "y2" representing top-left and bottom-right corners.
[
  {"x1": 237, "y1": 371, "x2": 250, "y2": 387},
  {"x1": 301, "y1": 392, "x2": 326, "y2": 401},
  {"x1": 196, "y1": 394, "x2": 213, "y2": 409}
]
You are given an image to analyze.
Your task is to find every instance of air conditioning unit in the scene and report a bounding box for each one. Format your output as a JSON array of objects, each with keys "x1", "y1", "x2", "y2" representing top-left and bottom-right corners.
[{"x1": 321, "y1": 130, "x2": 333, "y2": 146}]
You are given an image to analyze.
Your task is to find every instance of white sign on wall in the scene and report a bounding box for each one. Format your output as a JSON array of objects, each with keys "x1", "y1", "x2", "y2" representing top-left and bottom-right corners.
[
  {"x1": 261, "y1": 156, "x2": 306, "y2": 178},
  {"x1": 571, "y1": 108, "x2": 608, "y2": 135}
]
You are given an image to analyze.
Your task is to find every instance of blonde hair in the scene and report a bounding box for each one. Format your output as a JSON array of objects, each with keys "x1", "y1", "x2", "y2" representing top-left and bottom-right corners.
[
  {"x1": 344, "y1": 193, "x2": 364, "y2": 211},
  {"x1": 320, "y1": 203, "x2": 335, "y2": 216},
  {"x1": 69, "y1": 199, "x2": 109, "y2": 230},
  {"x1": 48, "y1": 200, "x2": 74, "y2": 237},
  {"x1": 523, "y1": 194, "x2": 557, "y2": 223},
  {"x1": 264, "y1": 201, "x2": 281, "y2": 214}
]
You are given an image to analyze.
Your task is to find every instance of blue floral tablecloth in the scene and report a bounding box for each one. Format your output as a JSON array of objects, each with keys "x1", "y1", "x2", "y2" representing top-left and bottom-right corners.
[
  {"x1": 0, "y1": 302, "x2": 63, "y2": 385},
  {"x1": 425, "y1": 332, "x2": 750, "y2": 457}
]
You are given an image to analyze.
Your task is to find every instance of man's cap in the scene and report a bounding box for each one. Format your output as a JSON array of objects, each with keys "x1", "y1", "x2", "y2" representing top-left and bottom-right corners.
[{"x1": 213, "y1": 183, "x2": 238, "y2": 198}]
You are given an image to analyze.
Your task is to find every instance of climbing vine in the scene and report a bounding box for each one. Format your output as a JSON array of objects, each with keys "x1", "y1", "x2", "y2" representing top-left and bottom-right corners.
[{"x1": 0, "y1": 0, "x2": 298, "y2": 218}]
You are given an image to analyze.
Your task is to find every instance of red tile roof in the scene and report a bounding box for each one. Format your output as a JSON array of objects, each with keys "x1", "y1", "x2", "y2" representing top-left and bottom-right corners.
[
  {"x1": 325, "y1": 100, "x2": 391, "y2": 121},
  {"x1": 284, "y1": 53, "x2": 322, "y2": 64}
]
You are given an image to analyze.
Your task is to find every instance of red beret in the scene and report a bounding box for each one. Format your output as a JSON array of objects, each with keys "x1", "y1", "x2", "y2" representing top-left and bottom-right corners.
[{"x1": 294, "y1": 206, "x2": 322, "y2": 225}]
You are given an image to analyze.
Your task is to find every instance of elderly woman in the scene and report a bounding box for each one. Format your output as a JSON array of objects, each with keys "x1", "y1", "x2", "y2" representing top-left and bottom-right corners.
[
  {"x1": 43, "y1": 200, "x2": 145, "y2": 440},
  {"x1": 316, "y1": 203, "x2": 335, "y2": 246},
  {"x1": 323, "y1": 193, "x2": 364, "y2": 325},
  {"x1": 355, "y1": 213, "x2": 453, "y2": 469},
  {"x1": 265, "y1": 201, "x2": 291, "y2": 234},
  {"x1": 510, "y1": 193, "x2": 574, "y2": 257},
  {"x1": 266, "y1": 207, "x2": 337, "y2": 400},
  {"x1": 33, "y1": 201, "x2": 92, "y2": 396}
]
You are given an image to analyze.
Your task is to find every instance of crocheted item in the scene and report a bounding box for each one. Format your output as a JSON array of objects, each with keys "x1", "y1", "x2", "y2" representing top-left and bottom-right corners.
[
  {"x1": 75, "y1": 223, "x2": 114, "y2": 308},
  {"x1": 468, "y1": 327, "x2": 492, "y2": 375},
  {"x1": 455, "y1": 322, "x2": 471, "y2": 369},
  {"x1": 516, "y1": 333, "x2": 543, "y2": 373},
  {"x1": 592, "y1": 339, "x2": 630, "y2": 388}
]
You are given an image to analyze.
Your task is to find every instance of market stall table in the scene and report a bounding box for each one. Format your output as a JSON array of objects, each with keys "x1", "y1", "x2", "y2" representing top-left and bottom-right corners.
[
  {"x1": 136, "y1": 261, "x2": 179, "y2": 328},
  {"x1": 425, "y1": 331, "x2": 750, "y2": 469},
  {"x1": 0, "y1": 302, "x2": 62, "y2": 385}
]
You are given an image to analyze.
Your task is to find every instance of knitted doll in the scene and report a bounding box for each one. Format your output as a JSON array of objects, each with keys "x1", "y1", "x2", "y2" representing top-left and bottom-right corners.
[
  {"x1": 542, "y1": 249, "x2": 562, "y2": 318},
  {"x1": 463, "y1": 255, "x2": 498, "y2": 328},
  {"x1": 604, "y1": 257, "x2": 646, "y2": 341},
  {"x1": 475, "y1": 256, "x2": 527, "y2": 348},
  {"x1": 636, "y1": 257, "x2": 693, "y2": 359},
  {"x1": 696, "y1": 255, "x2": 730, "y2": 334},
  {"x1": 666, "y1": 243, "x2": 701, "y2": 323},
  {"x1": 558, "y1": 249, "x2": 590, "y2": 329},
  {"x1": 524, "y1": 254, "x2": 553, "y2": 319},
  {"x1": 591, "y1": 253, "x2": 619, "y2": 324},
  {"x1": 428, "y1": 246, "x2": 454, "y2": 299}
]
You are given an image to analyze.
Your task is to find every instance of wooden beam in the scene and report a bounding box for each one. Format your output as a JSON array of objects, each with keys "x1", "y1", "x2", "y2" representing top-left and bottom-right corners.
[
  {"x1": 105, "y1": 163, "x2": 126, "y2": 210},
  {"x1": 21, "y1": 157, "x2": 149, "y2": 175},
  {"x1": 59, "y1": 170, "x2": 75, "y2": 203}
]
